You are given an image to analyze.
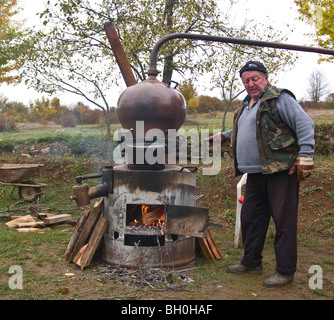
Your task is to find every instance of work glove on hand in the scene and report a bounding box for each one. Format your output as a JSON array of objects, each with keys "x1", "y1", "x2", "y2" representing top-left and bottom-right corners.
[{"x1": 288, "y1": 156, "x2": 314, "y2": 181}]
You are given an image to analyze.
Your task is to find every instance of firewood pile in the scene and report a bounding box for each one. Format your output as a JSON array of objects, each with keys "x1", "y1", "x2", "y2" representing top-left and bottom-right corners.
[
  {"x1": 197, "y1": 230, "x2": 222, "y2": 261},
  {"x1": 4, "y1": 212, "x2": 76, "y2": 233},
  {"x1": 65, "y1": 199, "x2": 107, "y2": 270}
]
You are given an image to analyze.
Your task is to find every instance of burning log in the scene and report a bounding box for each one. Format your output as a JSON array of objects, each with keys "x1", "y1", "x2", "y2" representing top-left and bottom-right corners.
[{"x1": 141, "y1": 205, "x2": 164, "y2": 225}]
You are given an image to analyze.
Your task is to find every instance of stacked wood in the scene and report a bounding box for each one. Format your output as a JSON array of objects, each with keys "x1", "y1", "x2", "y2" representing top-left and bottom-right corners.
[
  {"x1": 44, "y1": 214, "x2": 72, "y2": 226},
  {"x1": 5, "y1": 215, "x2": 37, "y2": 228},
  {"x1": 65, "y1": 199, "x2": 107, "y2": 270},
  {"x1": 197, "y1": 229, "x2": 222, "y2": 261},
  {"x1": 16, "y1": 221, "x2": 45, "y2": 228},
  {"x1": 5, "y1": 213, "x2": 74, "y2": 233}
]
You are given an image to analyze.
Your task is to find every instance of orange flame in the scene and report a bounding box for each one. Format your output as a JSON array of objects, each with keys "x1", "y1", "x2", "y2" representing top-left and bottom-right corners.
[
  {"x1": 141, "y1": 205, "x2": 149, "y2": 215},
  {"x1": 140, "y1": 205, "x2": 165, "y2": 227}
]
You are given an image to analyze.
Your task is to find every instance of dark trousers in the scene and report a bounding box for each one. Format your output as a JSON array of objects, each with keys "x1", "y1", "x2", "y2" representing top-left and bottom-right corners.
[{"x1": 240, "y1": 170, "x2": 299, "y2": 274}]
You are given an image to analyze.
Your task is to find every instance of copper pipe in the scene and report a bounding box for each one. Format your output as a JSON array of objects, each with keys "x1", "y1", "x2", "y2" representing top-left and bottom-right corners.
[
  {"x1": 104, "y1": 22, "x2": 137, "y2": 87},
  {"x1": 148, "y1": 33, "x2": 334, "y2": 77}
]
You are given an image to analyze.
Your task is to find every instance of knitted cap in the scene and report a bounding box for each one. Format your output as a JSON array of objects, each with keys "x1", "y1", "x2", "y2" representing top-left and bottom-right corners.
[{"x1": 239, "y1": 61, "x2": 267, "y2": 77}]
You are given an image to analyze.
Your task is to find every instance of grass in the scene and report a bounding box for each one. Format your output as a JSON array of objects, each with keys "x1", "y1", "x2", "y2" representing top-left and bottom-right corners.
[
  {"x1": 183, "y1": 114, "x2": 233, "y2": 132},
  {"x1": 0, "y1": 223, "x2": 73, "y2": 299}
]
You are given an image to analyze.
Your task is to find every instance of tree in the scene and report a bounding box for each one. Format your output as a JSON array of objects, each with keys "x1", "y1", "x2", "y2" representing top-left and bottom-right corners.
[
  {"x1": 294, "y1": 0, "x2": 334, "y2": 61},
  {"x1": 307, "y1": 69, "x2": 331, "y2": 103},
  {"x1": 30, "y1": 96, "x2": 59, "y2": 122},
  {"x1": 22, "y1": 0, "x2": 231, "y2": 144},
  {"x1": 0, "y1": 94, "x2": 29, "y2": 122},
  {"x1": 187, "y1": 97, "x2": 199, "y2": 113},
  {"x1": 0, "y1": 0, "x2": 26, "y2": 84},
  {"x1": 21, "y1": 0, "x2": 297, "y2": 143},
  {"x1": 197, "y1": 95, "x2": 221, "y2": 113},
  {"x1": 178, "y1": 79, "x2": 198, "y2": 103}
]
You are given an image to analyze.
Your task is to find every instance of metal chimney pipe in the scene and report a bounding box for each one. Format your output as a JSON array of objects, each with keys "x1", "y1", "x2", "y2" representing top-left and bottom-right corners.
[{"x1": 104, "y1": 22, "x2": 137, "y2": 87}]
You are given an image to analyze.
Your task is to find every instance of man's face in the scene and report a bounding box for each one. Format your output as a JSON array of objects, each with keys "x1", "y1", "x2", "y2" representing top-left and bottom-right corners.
[{"x1": 241, "y1": 70, "x2": 268, "y2": 100}]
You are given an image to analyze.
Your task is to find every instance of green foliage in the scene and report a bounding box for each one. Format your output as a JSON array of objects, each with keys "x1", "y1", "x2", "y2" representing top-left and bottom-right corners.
[
  {"x1": 294, "y1": 0, "x2": 334, "y2": 61},
  {"x1": 0, "y1": 0, "x2": 26, "y2": 84},
  {"x1": 197, "y1": 95, "x2": 222, "y2": 113},
  {"x1": 0, "y1": 96, "x2": 30, "y2": 122},
  {"x1": 0, "y1": 140, "x2": 14, "y2": 152},
  {"x1": 314, "y1": 120, "x2": 334, "y2": 155},
  {"x1": 0, "y1": 116, "x2": 16, "y2": 132},
  {"x1": 327, "y1": 191, "x2": 334, "y2": 200},
  {"x1": 301, "y1": 185, "x2": 323, "y2": 196},
  {"x1": 64, "y1": 134, "x2": 109, "y2": 157}
]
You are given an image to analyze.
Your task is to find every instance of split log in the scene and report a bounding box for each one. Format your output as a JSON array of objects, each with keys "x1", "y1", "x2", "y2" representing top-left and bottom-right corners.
[
  {"x1": 5, "y1": 215, "x2": 36, "y2": 228},
  {"x1": 38, "y1": 213, "x2": 56, "y2": 220},
  {"x1": 10, "y1": 216, "x2": 22, "y2": 220},
  {"x1": 142, "y1": 206, "x2": 164, "y2": 225},
  {"x1": 44, "y1": 214, "x2": 72, "y2": 226},
  {"x1": 66, "y1": 199, "x2": 103, "y2": 262},
  {"x1": 197, "y1": 238, "x2": 215, "y2": 260},
  {"x1": 72, "y1": 244, "x2": 88, "y2": 265},
  {"x1": 16, "y1": 221, "x2": 45, "y2": 228},
  {"x1": 64, "y1": 209, "x2": 90, "y2": 261},
  {"x1": 206, "y1": 229, "x2": 222, "y2": 260},
  {"x1": 74, "y1": 216, "x2": 108, "y2": 270},
  {"x1": 197, "y1": 229, "x2": 222, "y2": 261},
  {"x1": 16, "y1": 227, "x2": 50, "y2": 233}
]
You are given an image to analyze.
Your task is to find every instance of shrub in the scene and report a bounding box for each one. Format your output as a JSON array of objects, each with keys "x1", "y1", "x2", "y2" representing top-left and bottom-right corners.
[
  {"x1": 61, "y1": 112, "x2": 77, "y2": 128},
  {"x1": 314, "y1": 121, "x2": 334, "y2": 156},
  {"x1": 0, "y1": 140, "x2": 14, "y2": 152},
  {"x1": 0, "y1": 117, "x2": 16, "y2": 132}
]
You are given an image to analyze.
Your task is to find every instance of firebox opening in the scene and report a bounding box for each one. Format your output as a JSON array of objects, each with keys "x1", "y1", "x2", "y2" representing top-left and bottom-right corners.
[
  {"x1": 126, "y1": 204, "x2": 165, "y2": 228},
  {"x1": 124, "y1": 234, "x2": 165, "y2": 246}
]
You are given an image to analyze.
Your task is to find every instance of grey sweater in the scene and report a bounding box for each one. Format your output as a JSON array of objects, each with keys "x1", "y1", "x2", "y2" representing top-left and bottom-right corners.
[{"x1": 223, "y1": 92, "x2": 315, "y2": 174}]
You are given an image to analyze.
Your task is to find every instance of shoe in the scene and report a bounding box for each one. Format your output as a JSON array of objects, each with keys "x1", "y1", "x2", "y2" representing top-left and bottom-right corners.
[
  {"x1": 263, "y1": 272, "x2": 294, "y2": 288},
  {"x1": 226, "y1": 264, "x2": 263, "y2": 275}
]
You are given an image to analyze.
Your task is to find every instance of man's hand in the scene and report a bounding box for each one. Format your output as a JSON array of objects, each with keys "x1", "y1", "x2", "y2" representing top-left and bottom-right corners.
[
  {"x1": 288, "y1": 156, "x2": 314, "y2": 181},
  {"x1": 207, "y1": 132, "x2": 227, "y2": 145}
]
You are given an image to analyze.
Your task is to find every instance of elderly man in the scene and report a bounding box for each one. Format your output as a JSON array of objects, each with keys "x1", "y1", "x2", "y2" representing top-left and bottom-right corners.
[{"x1": 213, "y1": 61, "x2": 315, "y2": 287}]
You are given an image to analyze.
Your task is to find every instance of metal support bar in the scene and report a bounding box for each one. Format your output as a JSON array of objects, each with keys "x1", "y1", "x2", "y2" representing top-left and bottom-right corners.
[{"x1": 148, "y1": 33, "x2": 334, "y2": 77}]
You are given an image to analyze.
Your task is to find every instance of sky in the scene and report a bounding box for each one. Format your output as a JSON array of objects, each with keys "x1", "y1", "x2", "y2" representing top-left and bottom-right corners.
[
  {"x1": 1, "y1": 0, "x2": 333, "y2": 107},
  {"x1": 240, "y1": 0, "x2": 334, "y2": 101}
]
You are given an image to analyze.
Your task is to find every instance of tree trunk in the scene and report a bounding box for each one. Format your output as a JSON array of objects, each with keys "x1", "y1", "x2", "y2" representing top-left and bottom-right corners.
[
  {"x1": 162, "y1": 0, "x2": 175, "y2": 84},
  {"x1": 103, "y1": 107, "x2": 112, "y2": 160}
]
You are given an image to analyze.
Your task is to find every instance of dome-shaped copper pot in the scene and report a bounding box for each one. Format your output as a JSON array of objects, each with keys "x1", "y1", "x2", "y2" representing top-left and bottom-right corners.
[{"x1": 117, "y1": 76, "x2": 186, "y2": 137}]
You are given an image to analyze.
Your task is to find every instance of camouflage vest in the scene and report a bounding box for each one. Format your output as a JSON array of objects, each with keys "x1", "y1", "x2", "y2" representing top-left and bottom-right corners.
[{"x1": 231, "y1": 84, "x2": 299, "y2": 176}]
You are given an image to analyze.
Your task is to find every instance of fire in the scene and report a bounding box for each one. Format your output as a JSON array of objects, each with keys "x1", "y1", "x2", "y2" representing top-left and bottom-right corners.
[
  {"x1": 141, "y1": 205, "x2": 164, "y2": 227},
  {"x1": 127, "y1": 204, "x2": 165, "y2": 230},
  {"x1": 141, "y1": 205, "x2": 149, "y2": 215}
]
